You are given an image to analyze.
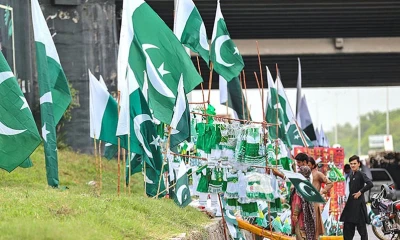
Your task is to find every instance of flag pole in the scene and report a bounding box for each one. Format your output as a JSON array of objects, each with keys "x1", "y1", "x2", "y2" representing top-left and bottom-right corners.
[
  {"x1": 144, "y1": 160, "x2": 147, "y2": 197},
  {"x1": 157, "y1": 126, "x2": 172, "y2": 197},
  {"x1": 196, "y1": 56, "x2": 207, "y2": 111},
  {"x1": 217, "y1": 193, "x2": 229, "y2": 240},
  {"x1": 207, "y1": 62, "x2": 214, "y2": 104},
  {"x1": 99, "y1": 140, "x2": 103, "y2": 195},
  {"x1": 93, "y1": 136, "x2": 99, "y2": 195},
  {"x1": 242, "y1": 71, "x2": 250, "y2": 121},
  {"x1": 117, "y1": 91, "x2": 121, "y2": 196},
  {"x1": 239, "y1": 71, "x2": 245, "y2": 120},
  {"x1": 256, "y1": 41, "x2": 264, "y2": 122},
  {"x1": 123, "y1": 149, "x2": 126, "y2": 194}
]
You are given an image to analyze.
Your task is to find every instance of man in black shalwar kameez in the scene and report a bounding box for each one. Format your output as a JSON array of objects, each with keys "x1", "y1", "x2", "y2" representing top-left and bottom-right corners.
[{"x1": 340, "y1": 155, "x2": 373, "y2": 240}]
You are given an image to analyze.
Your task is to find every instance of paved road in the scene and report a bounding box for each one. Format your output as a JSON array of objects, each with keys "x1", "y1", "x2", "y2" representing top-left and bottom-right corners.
[{"x1": 353, "y1": 225, "x2": 378, "y2": 240}]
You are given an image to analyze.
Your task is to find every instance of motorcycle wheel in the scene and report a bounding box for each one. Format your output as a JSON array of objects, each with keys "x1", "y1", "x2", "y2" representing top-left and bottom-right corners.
[{"x1": 372, "y1": 225, "x2": 399, "y2": 240}]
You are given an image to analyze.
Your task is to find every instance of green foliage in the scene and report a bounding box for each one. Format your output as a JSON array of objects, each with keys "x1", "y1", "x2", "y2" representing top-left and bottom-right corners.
[
  {"x1": 0, "y1": 147, "x2": 210, "y2": 239},
  {"x1": 326, "y1": 109, "x2": 400, "y2": 158}
]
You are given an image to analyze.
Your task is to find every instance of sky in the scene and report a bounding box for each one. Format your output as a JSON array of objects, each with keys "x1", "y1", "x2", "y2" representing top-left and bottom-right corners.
[{"x1": 192, "y1": 86, "x2": 400, "y2": 134}]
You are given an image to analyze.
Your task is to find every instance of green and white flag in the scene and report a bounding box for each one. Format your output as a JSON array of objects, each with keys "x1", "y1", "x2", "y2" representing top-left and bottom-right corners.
[
  {"x1": 116, "y1": 68, "x2": 165, "y2": 197},
  {"x1": 276, "y1": 76, "x2": 313, "y2": 147},
  {"x1": 89, "y1": 69, "x2": 119, "y2": 146},
  {"x1": 219, "y1": 195, "x2": 246, "y2": 240},
  {"x1": 173, "y1": 161, "x2": 191, "y2": 207},
  {"x1": 0, "y1": 52, "x2": 41, "y2": 172},
  {"x1": 282, "y1": 170, "x2": 325, "y2": 203},
  {"x1": 219, "y1": 75, "x2": 251, "y2": 120},
  {"x1": 210, "y1": 0, "x2": 244, "y2": 81},
  {"x1": 32, "y1": 0, "x2": 72, "y2": 187},
  {"x1": 265, "y1": 66, "x2": 291, "y2": 148},
  {"x1": 170, "y1": 76, "x2": 191, "y2": 149},
  {"x1": 174, "y1": 0, "x2": 209, "y2": 64},
  {"x1": 120, "y1": 0, "x2": 203, "y2": 125}
]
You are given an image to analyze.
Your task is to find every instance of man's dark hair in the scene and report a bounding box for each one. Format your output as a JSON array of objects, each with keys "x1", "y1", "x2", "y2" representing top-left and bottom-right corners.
[
  {"x1": 309, "y1": 157, "x2": 316, "y2": 168},
  {"x1": 349, "y1": 155, "x2": 360, "y2": 164},
  {"x1": 344, "y1": 164, "x2": 351, "y2": 170},
  {"x1": 295, "y1": 153, "x2": 309, "y2": 163}
]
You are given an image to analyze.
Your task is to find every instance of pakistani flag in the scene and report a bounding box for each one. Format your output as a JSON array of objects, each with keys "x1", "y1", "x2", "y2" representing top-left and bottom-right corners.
[
  {"x1": 210, "y1": 0, "x2": 244, "y2": 81},
  {"x1": 0, "y1": 52, "x2": 41, "y2": 172},
  {"x1": 116, "y1": 68, "x2": 165, "y2": 197},
  {"x1": 173, "y1": 161, "x2": 191, "y2": 207},
  {"x1": 275, "y1": 72, "x2": 313, "y2": 147},
  {"x1": 265, "y1": 67, "x2": 291, "y2": 147},
  {"x1": 120, "y1": 0, "x2": 203, "y2": 125},
  {"x1": 297, "y1": 95, "x2": 317, "y2": 141},
  {"x1": 219, "y1": 195, "x2": 246, "y2": 240},
  {"x1": 89, "y1": 70, "x2": 119, "y2": 146},
  {"x1": 174, "y1": 0, "x2": 209, "y2": 64},
  {"x1": 319, "y1": 126, "x2": 329, "y2": 147},
  {"x1": 170, "y1": 75, "x2": 190, "y2": 149},
  {"x1": 32, "y1": 0, "x2": 72, "y2": 187},
  {"x1": 282, "y1": 170, "x2": 325, "y2": 203},
  {"x1": 219, "y1": 75, "x2": 251, "y2": 120}
]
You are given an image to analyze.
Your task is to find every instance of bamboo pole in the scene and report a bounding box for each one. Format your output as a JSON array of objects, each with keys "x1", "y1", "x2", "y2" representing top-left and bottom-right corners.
[
  {"x1": 236, "y1": 218, "x2": 294, "y2": 240},
  {"x1": 196, "y1": 56, "x2": 207, "y2": 111},
  {"x1": 123, "y1": 149, "x2": 126, "y2": 194},
  {"x1": 190, "y1": 111, "x2": 278, "y2": 127},
  {"x1": 253, "y1": 72, "x2": 263, "y2": 113},
  {"x1": 217, "y1": 193, "x2": 229, "y2": 240},
  {"x1": 239, "y1": 71, "x2": 245, "y2": 119},
  {"x1": 157, "y1": 127, "x2": 172, "y2": 196},
  {"x1": 99, "y1": 140, "x2": 102, "y2": 195},
  {"x1": 256, "y1": 41, "x2": 265, "y2": 122},
  {"x1": 242, "y1": 71, "x2": 250, "y2": 121},
  {"x1": 207, "y1": 62, "x2": 214, "y2": 104},
  {"x1": 117, "y1": 91, "x2": 121, "y2": 196},
  {"x1": 144, "y1": 160, "x2": 147, "y2": 197},
  {"x1": 93, "y1": 136, "x2": 99, "y2": 195}
]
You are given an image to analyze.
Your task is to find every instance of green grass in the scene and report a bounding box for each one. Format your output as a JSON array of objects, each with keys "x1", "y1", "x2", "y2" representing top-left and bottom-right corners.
[{"x1": 0, "y1": 146, "x2": 210, "y2": 240}]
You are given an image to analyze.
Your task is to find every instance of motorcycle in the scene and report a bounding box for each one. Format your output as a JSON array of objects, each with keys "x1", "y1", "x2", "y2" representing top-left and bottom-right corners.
[{"x1": 371, "y1": 184, "x2": 400, "y2": 240}]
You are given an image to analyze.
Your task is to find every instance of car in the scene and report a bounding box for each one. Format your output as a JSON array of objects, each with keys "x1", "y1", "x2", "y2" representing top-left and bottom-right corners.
[{"x1": 363, "y1": 168, "x2": 400, "y2": 201}]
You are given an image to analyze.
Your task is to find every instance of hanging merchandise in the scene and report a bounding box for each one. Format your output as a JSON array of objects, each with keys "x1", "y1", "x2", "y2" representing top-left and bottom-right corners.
[
  {"x1": 208, "y1": 166, "x2": 224, "y2": 193},
  {"x1": 225, "y1": 169, "x2": 240, "y2": 199},
  {"x1": 245, "y1": 172, "x2": 274, "y2": 201},
  {"x1": 196, "y1": 164, "x2": 210, "y2": 193},
  {"x1": 244, "y1": 126, "x2": 264, "y2": 166}
]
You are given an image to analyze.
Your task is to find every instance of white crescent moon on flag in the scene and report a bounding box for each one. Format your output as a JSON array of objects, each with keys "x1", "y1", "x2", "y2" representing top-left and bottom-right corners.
[
  {"x1": 199, "y1": 22, "x2": 209, "y2": 51},
  {"x1": 0, "y1": 71, "x2": 14, "y2": 85},
  {"x1": 0, "y1": 121, "x2": 26, "y2": 136},
  {"x1": 225, "y1": 209, "x2": 236, "y2": 221},
  {"x1": 142, "y1": 44, "x2": 175, "y2": 98},
  {"x1": 40, "y1": 92, "x2": 53, "y2": 104},
  {"x1": 299, "y1": 182, "x2": 314, "y2": 197},
  {"x1": 176, "y1": 185, "x2": 188, "y2": 204},
  {"x1": 215, "y1": 35, "x2": 234, "y2": 67},
  {"x1": 133, "y1": 114, "x2": 154, "y2": 159}
]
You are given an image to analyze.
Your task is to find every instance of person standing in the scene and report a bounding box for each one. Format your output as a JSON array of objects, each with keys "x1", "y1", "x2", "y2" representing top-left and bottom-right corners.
[
  {"x1": 295, "y1": 152, "x2": 309, "y2": 168},
  {"x1": 291, "y1": 166, "x2": 316, "y2": 240},
  {"x1": 308, "y1": 157, "x2": 333, "y2": 239},
  {"x1": 340, "y1": 155, "x2": 373, "y2": 240}
]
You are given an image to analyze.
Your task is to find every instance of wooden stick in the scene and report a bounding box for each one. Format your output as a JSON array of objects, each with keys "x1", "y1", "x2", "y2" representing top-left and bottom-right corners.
[
  {"x1": 99, "y1": 140, "x2": 102, "y2": 195},
  {"x1": 242, "y1": 70, "x2": 250, "y2": 121},
  {"x1": 239, "y1": 71, "x2": 245, "y2": 120},
  {"x1": 190, "y1": 111, "x2": 278, "y2": 126},
  {"x1": 196, "y1": 56, "x2": 207, "y2": 111},
  {"x1": 93, "y1": 136, "x2": 99, "y2": 195},
  {"x1": 165, "y1": 152, "x2": 208, "y2": 161},
  {"x1": 157, "y1": 127, "x2": 172, "y2": 196},
  {"x1": 128, "y1": 136, "x2": 131, "y2": 195},
  {"x1": 253, "y1": 72, "x2": 263, "y2": 105},
  {"x1": 144, "y1": 160, "x2": 147, "y2": 197},
  {"x1": 154, "y1": 170, "x2": 196, "y2": 198},
  {"x1": 189, "y1": 101, "x2": 208, "y2": 105},
  {"x1": 207, "y1": 62, "x2": 214, "y2": 104},
  {"x1": 217, "y1": 193, "x2": 229, "y2": 240},
  {"x1": 256, "y1": 41, "x2": 265, "y2": 123},
  {"x1": 117, "y1": 91, "x2": 121, "y2": 196},
  {"x1": 123, "y1": 148, "x2": 126, "y2": 194}
]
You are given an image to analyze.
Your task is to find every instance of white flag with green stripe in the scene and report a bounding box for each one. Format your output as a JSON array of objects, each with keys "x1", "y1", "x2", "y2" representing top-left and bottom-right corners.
[
  {"x1": 174, "y1": 0, "x2": 209, "y2": 64},
  {"x1": 276, "y1": 74, "x2": 313, "y2": 147},
  {"x1": 89, "y1": 70, "x2": 119, "y2": 146},
  {"x1": 210, "y1": 0, "x2": 244, "y2": 81},
  {"x1": 32, "y1": 0, "x2": 71, "y2": 187}
]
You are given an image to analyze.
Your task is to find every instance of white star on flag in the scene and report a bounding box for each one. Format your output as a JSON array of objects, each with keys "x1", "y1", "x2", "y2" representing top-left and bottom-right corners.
[
  {"x1": 157, "y1": 63, "x2": 170, "y2": 77},
  {"x1": 150, "y1": 135, "x2": 161, "y2": 149},
  {"x1": 274, "y1": 103, "x2": 282, "y2": 110},
  {"x1": 294, "y1": 135, "x2": 300, "y2": 139},
  {"x1": 42, "y1": 123, "x2": 50, "y2": 142},
  {"x1": 20, "y1": 96, "x2": 30, "y2": 110},
  {"x1": 233, "y1": 47, "x2": 240, "y2": 55}
]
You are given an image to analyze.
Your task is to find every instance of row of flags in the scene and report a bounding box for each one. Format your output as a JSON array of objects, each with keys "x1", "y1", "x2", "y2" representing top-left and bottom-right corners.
[{"x1": 0, "y1": 0, "x2": 72, "y2": 188}]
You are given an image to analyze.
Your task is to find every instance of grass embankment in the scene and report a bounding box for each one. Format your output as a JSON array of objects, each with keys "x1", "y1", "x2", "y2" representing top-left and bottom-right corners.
[{"x1": 0, "y1": 146, "x2": 210, "y2": 240}]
